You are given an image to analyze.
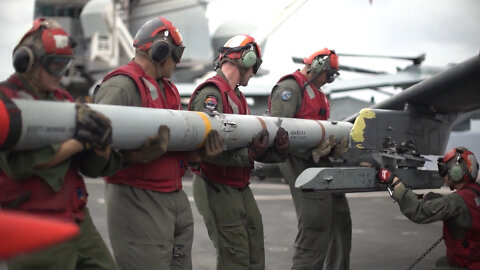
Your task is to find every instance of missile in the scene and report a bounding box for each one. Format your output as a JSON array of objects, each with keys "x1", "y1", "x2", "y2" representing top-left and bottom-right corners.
[
  {"x1": 0, "y1": 97, "x2": 352, "y2": 151},
  {"x1": 0, "y1": 210, "x2": 79, "y2": 259}
]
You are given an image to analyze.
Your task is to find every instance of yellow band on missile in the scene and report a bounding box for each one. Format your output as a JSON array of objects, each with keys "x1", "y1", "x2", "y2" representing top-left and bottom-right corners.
[
  {"x1": 195, "y1": 112, "x2": 212, "y2": 148},
  {"x1": 350, "y1": 108, "x2": 376, "y2": 149}
]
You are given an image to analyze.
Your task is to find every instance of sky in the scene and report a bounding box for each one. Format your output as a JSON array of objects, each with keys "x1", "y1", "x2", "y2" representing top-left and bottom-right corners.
[
  {"x1": 0, "y1": 0, "x2": 479, "y2": 102},
  {"x1": 205, "y1": 0, "x2": 480, "y2": 102}
]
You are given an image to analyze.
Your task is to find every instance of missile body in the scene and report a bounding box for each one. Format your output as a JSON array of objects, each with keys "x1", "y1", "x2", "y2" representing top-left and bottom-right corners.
[{"x1": 0, "y1": 98, "x2": 352, "y2": 151}]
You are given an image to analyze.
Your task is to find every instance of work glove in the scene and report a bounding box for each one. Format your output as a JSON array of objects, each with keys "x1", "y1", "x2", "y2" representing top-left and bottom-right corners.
[
  {"x1": 332, "y1": 136, "x2": 349, "y2": 159},
  {"x1": 74, "y1": 103, "x2": 112, "y2": 150},
  {"x1": 378, "y1": 168, "x2": 396, "y2": 186},
  {"x1": 204, "y1": 130, "x2": 224, "y2": 157},
  {"x1": 137, "y1": 125, "x2": 170, "y2": 163},
  {"x1": 273, "y1": 127, "x2": 289, "y2": 159},
  {"x1": 248, "y1": 129, "x2": 269, "y2": 163},
  {"x1": 311, "y1": 135, "x2": 335, "y2": 164}
]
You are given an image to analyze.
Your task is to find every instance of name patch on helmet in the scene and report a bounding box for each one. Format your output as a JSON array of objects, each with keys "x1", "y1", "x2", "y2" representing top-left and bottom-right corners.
[
  {"x1": 280, "y1": 90, "x2": 292, "y2": 101},
  {"x1": 204, "y1": 96, "x2": 218, "y2": 111}
]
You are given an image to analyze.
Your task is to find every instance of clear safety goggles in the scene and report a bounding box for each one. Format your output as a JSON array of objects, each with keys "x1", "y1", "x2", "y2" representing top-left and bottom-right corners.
[{"x1": 41, "y1": 54, "x2": 74, "y2": 77}]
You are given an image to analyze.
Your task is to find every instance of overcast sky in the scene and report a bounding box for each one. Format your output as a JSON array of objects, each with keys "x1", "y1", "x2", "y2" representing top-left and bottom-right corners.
[{"x1": 0, "y1": 0, "x2": 479, "y2": 102}]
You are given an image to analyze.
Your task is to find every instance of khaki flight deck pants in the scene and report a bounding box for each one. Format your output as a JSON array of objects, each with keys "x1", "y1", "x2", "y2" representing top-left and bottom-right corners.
[
  {"x1": 7, "y1": 208, "x2": 117, "y2": 270},
  {"x1": 279, "y1": 159, "x2": 352, "y2": 270},
  {"x1": 106, "y1": 183, "x2": 194, "y2": 270},
  {"x1": 192, "y1": 174, "x2": 265, "y2": 270}
]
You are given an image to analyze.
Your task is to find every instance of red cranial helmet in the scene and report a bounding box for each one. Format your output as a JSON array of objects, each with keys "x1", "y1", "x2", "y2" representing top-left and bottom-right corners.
[
  {"x1": 303, "y1": 48, "x2": 339, "y2": 83},
  {"x1": 133, "y1": 16, "x2": 185, "y2": 63},
  {"x1": 13, "y1": 18, "x2": 74, "y2": 77},
  {"x1": 217, "y1": 34, "x2": 262, "y2": 74},
  {"x1": 438, "y1": 147, "x2": 479, "y2": 182}
]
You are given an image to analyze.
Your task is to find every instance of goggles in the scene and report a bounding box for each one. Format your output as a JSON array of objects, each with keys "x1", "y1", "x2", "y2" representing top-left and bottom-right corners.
[
  {"x1": 252, "y1": 58, "x2": 262, "y2": 74},
  {"x1": 41, "y1": 54, "x2": 74, "y2": 77},
  {"x1": 437, "y1": 158, "x2": 449, "y2": 177},
  {"x1": 171, "y1": 44, "x2": 185, "y2": 63}
]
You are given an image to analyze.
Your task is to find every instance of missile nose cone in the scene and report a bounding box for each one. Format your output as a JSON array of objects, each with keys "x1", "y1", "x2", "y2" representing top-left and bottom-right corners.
[{"x1": 0, "y1": 210, "x2": 79, "y2": 259}]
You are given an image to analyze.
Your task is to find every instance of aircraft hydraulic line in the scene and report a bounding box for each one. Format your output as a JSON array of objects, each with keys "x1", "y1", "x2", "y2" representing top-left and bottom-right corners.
[{"x1": 0, "y1": 97, "x2": 352, "y2": 151}]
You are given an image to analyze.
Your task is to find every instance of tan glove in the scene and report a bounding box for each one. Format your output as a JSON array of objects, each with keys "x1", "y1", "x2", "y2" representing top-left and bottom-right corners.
[
  {"x1": 204, "y1": 130, "x2": 224, "y2": 157},
  {"x1": 74, "y1": 102, "x2": 112, "y2": 150},
  {"x1": 137, "y1": 125, "x2": 170, "y2": 163},
  {"x1": 332, "y1": 136, "x2": 349, "y2": 159},
  {"x1": 311, "y1": 135, "x2": 335, "y2": 164}
]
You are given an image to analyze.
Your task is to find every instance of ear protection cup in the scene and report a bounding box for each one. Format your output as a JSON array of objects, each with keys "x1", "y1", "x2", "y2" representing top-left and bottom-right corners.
[
  {"x1": 309, "y1": 57, "x2": 326, "y2": 74},
  {"x1": 449, "y1": 165, "x2": 465, "y2": 182},
  {"x1": 240, "y1": 50, "x2": 257, "y2": 68},
  {"x1": 150, "y1": 39, "x2": 170, "y2": 63},
  {"x1": 12, "y1": 46, "x2": 36, "y2": 74}
]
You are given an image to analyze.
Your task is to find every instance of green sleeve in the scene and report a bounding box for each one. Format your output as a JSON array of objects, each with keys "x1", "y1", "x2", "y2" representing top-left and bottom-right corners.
[
  {"x1": 0, "y1": 144, "x2": 71, "y2": 192},
  {"x1": 94, "y1": 75, "x2": 142, "y2": 107},
  {"x1": 269, "y1": 78, "x2": 303, "y2": 118},
  {"x1": 76, "y1": 149, "x2": 123, "y2": 178},
  {"x1": 190, "y1": 85, "x2": 251, "y2": 167},
  {"x1": 270, "y1": 78, "x2": 313, "y2": 161},
  {"x1": 189, "y1": 85, "x2": 224, "y2": 113},
  {"x1": 393, "y1": 183, "x2": 472, "y2": 228}
]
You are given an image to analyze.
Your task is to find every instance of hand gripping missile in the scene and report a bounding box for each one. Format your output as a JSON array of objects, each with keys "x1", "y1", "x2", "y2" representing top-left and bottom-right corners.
[{"x1": 0, "y1": 97, "x2": 352, "y2": 151}]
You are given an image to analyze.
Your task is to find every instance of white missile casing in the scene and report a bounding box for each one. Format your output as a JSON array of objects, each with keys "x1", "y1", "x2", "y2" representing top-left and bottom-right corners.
[{"x1": 3, "y1": 99, "x2": 353, "y2": 151}]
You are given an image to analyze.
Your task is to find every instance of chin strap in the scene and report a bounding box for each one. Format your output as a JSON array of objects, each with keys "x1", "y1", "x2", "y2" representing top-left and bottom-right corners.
[
  {"x1": 302, "y1": 70, "x2": 322, "y2": 91},
  {"x1": 220, "y1": 58, "x2": 248, "y2": 85}
]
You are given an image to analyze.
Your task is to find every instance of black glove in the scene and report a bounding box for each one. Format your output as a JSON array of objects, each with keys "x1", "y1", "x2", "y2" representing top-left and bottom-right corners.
[
  {"x1": 248, "y1": 129, "x2": 269, "y2": 163},
  {"x1": 204, "y1": 130, "x2": 224, "y2": 158},
  {"x1": 74, "y1": 103, "x2": 112, "y2": 150},
  {"x1": 273, "y1": 127, "x2": 289, "y2": 159}
]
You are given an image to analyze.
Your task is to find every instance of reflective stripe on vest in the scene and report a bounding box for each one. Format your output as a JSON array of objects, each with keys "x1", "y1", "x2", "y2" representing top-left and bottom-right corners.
[
  {"x1": 0, "y1": 75, "x2": 85, "y2": 222},
  {"x1": 269, "y1": 70, "x2": 330, "y2": 120},
  {"x1": 188, "y1": 74, "x2": 252, "y2": 188},
  {"x1": 102, "y1": 62, "x2": 186, "y2": 192}
]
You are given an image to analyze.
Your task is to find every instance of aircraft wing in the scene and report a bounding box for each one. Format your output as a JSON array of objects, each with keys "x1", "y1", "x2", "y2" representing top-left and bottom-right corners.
[
  {"x1": 344, "y1": 53, "x2": 480, "y2": 122},
  {"x1": 326, "y1": 72, "x2": 430, "y2": 93},
  {"x1": 373, "y1": 54, "x2": 480, "y2": 113}
]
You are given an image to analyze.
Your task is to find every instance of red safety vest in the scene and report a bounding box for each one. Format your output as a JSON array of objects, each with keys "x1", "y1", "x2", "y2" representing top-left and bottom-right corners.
[
  {"x1": 102, "y1": 61, "x2": 187, "y2": 192},
  {"x1": 443, "y1": 183, "x2": 480, "y2": 269},
  {"x1": 188, "y1": 74, "x2": 251, "y2": 188},
  {"x1": 269, "y1": 70, "x2": 330, "y2": 120},
  {"x1": 0, "y1": 74, "x2": 87, "y2": 222}
]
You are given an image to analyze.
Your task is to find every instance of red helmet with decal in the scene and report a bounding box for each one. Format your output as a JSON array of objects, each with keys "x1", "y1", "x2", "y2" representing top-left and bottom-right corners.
[
  {"x1": 217, "y1": 34, "x2": 262, "y2": 74},
  {"x1": 303, "y1": 48, "x2": 339, "y2": 83},
  {"x1": 438, "y1": 147, "x2": 479, "y2": 182},
  {"x1": 13, "y1": 18, "x2": 74, "y2": 77},
  {"x1": 133, "y1": 16, "x2": 185, "y2": 63}
]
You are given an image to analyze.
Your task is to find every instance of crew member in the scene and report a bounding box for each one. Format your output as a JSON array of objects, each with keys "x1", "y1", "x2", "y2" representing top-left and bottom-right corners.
[
  {"x1": 94, "y1": 16, "x2": 223, "y2": 270},
  {"x1": 188, "y1": 34, "x2": 290, "y2": 270},
  {"x1": 0, "y1": 18, "x2": 119, "y2": 270},
  {"x1": 379, "y1": 147, "x2": 480, "y2": 269},
  {"x1": 269, "y1": 48, "x2": 351, "y2": 270}
]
